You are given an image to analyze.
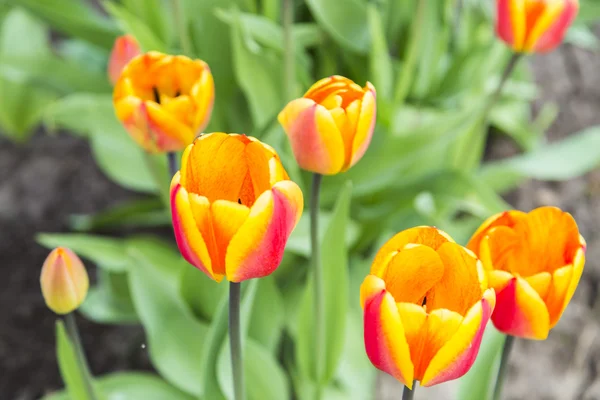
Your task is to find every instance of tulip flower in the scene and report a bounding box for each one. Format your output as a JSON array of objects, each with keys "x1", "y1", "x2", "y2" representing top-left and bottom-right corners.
[
  {"x1": 467, "y1": 206, "x2": 585, "y2": 340},
  {"x1": 113, "y1": 51, "x2": 214, "y2": 153},
  {"x1": 170, "y1": 132, "x2": 303, "y2": 282},
  {"x1": 40, "y1": 247, "x2": 89, "y2": 315},
  {"x1": 496, "y1": 0, "x2": 579, "y2": 53},
  {"x1": 361, "y1": 227, "x2": 495, "y2": 388},
  {"x1": 108, "y1": 34, "x2": 140, "y2": 84},
  {"x1": 278, "y1": 75, "x2": 376, "y2": 175}
]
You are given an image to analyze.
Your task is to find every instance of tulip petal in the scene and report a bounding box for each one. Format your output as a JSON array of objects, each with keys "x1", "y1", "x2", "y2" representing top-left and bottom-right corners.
[
  {"x1": 496, "y1": 0, "x2": 514, "y2": 46},
  {"x1": 278, "y1": 98, "x2": 345, "y2": 175},
  {"x1": 533, "y1": 0, "x2": 578, "y2": 52},
  {"x1": 210, "y1": 200, "x2": 250, "y2": 271},
  {"x1": 524, "y1": 272, "x2": 552, "y2": 299},
  {"x1": 364, "y1": 289, "x2": 414, "y2": 388},
  {"x1": 382, "y1": 245, "x2": 444, "y2": 304},
  {"x1": 349, "y1": 82, "x2": 376, "y2": 169},
  {"x1": 421, "y1": 289, "x2": 495, "y2": 386},
  {"x1": 487, "y1": 269, "x2": 514, "y2": 292},
  {"x1": 523, "y1": 1, "x2": 566, "y2": 52},
  {"x1": 191, "y1": 66, "x2": 215, "y2": 132},
  {"x1": 225, "y1": 180, "x2": 303, "y2": 282},
  {"x1": 492, "y1": 277, "x2": 549, "y2": 339},
  {"x1": 467, "y1": 210, "x2": 526, "y2": 256},
  {"x1": 170, "y1": 173, "x2": 219, "y2": 281},
  {"x1": 372, "y1": 227, "x2": 453, "y2": 275},
  {"x1": 509, "y1": 0, "x2": 527, "y2": 51},
  {"x1": 427, "y1": 242, "x2": 483, "y2": 316},
  {"x1": 545, "y1": 264, "x2": 574, "y2": 328}
]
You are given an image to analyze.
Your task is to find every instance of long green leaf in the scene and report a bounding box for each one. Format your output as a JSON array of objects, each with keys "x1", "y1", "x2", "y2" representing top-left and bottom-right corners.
[{"x1": 103, "y1": 1, "x2": 167, "y2": 52}]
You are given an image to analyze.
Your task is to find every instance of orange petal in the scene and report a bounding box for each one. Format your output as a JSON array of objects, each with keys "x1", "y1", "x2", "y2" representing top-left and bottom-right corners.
[
  {"x1": 225, "y1": 180, "x2": 303, "y2": 282},
  {"x1": 532, "y1": 0, "x2": 578, "y2": 52},
  {"x1": 491, "y1": 277, "x2": 549, "y2": 339},
  {"x1": 371, "y1": 227, "x2": 453, "y2": 276},
  {"x1": 487, "y1": 270, "x2": 514, "y2": 292},
  {"x1": 524, "y1": 272, "x2": 552, "y2": 299},
  {"x1": 427, "y1": 242, "x2": 483, "y2": 316},
  {"x1": 348, "y1": 82, "x2": 376, "y2": 170},
  {"x1": 421, "y1": 289, "x2": 495, "y2": 386},
  {"x1": 360, "y1": 274, "x2": 387, "y2": 309},
  {"x1": 382, "y1": 245, "x2": 444, "y2": 304},
  {"x1": 523, "y1": 0, "x2": 566, "y2": 52},
  {"x1": 545, "y1": 264, "x2": 575, "y2": 328},
  {"x1": 363, "y1": 289, "x2": 414, "y2": 388},
  {"x1": 40, "y1": 248, "x2": 89, "y2": 314},
  {"x1": 467, "y1": 210, "x2": 526, "y2": 257}
]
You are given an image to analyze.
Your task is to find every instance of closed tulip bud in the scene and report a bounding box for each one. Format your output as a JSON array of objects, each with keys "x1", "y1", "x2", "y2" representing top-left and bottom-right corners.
[
  {"x1": 496, "y1": 0, "x2": 579, "y2": 53},
  {"x1": 468, "y1": 206, "x2": 585, "y2": 340},
  {"x1": 278, "y1": 75, "x2": 376, "y2": 175},
  {"x1": 40, "y1": 247, "x2": 89, "y2": 315},
  {"x1": 171, "y1": 132, "x2": 304, "y2": 282},
  {"x1": 361, "y1": 227, "x2": 495, "y2": 388},
  {"x1": 108, "y1": 34, "x2": 140, "y2": 84},
  {"x1": 113, "y1": 51, "x2": 215, "y2": 153}
]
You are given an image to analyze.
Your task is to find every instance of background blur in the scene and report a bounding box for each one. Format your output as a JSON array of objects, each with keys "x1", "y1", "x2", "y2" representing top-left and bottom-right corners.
[{"x1": 1, "y1": 1, "x2": 600, "y2": 399}]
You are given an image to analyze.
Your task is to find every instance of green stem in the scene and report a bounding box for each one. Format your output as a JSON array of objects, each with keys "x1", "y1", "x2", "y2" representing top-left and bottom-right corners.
[
  {"x1": 402, "y1": 383, "x2": 416, "y2": 400},
  {"x1": 492, "y1": 335, "x2": 515, "y2": 400},
  {"x1": 173, "y1": 0, "x2": 193, "y2": 56},
  {"x1": 311, "y1": 173, "x2": 324, "y2": 396},
  {"x1": 168, "y1": 152, "x2": 178, "y2": 178},
  {"x1": 282, "y1": 0, "x2": 295, "y2": 101},
  {"x1": 229, "y1": 282, "x2": 245, "y2": 400},
  {"x1": 65, "y1": 313, "x2": 98, "y2": 400},
  {"x1": 484, "y1": 53, "x2": 522, "y2": 116}
]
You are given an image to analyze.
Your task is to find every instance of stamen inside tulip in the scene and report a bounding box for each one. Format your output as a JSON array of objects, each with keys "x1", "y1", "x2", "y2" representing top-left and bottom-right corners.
[{"x1": 152, "y1": 87, "x2": 161, "y2": 104}]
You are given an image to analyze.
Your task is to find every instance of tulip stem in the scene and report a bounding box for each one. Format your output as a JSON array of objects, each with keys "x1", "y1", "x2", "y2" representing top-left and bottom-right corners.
[
  {"x1": 486, "y1": 53, "x2": 522, "y2": 114},
  {"x1": 167, "y1": 152, "x2": 178, "y2": 178},
  {"x1": 283, "y1": 0, "x2": 295, "y2": 101},
  {"x1": 311, "y1": 173, "x2": 325, "y2": 395},
  {"x1": 65, "y1": 313, "x2": 98, "y2": 400},
  {"x1": 402, "y1": 383, "x2": 416, "y2": 400},
  {"x1": 492, "y1": 335, "x2": 515, "y2": 400},
  {"x1": 229, "y1": 282, "x2": 245, "y2": 400}
]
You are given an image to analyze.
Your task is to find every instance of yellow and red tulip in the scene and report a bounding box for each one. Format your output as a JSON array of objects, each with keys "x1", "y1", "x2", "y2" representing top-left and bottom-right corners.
[
  {"x1": 467, "y1": 206, "x2": 585, "y2": 340},
  {"x1": 361, "y1": 227, "x2": 495, "y2": 388},
  {"x1": 113, "y1": 51, "x2": 214, "y2": 153},
  {"x1": 170, "y1": 132, "x2": 303, "y2": 282},
  {"x1": 496, "y1": 0, "x2": 579, "y2": 53},
  {"x1": 40, "y1": 247, "x2": 89, "y2": 315},
  {"x1": 278, "y1": 75, "x2": 376, "y2": 175},
  {"x1": 108, "y1": 34, "x2": 140, "y2": 85}
]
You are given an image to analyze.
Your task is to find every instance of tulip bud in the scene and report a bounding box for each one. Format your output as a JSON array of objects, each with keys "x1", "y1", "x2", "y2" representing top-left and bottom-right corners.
[
  {"x1": 108, "y1": 35, "x2": 141, "y2": 85},
  {"x1": 496, "y1": 0, "x2": 579, "y2": 53},
  {"x1": 40, "y1": 247, "x2": 89, "y2": 315},
  {"x1": 278, "y1": 75, "x2": 376, "y2": 175}
]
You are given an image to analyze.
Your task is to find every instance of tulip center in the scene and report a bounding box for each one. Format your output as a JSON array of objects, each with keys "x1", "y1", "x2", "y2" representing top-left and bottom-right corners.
[{"x1": 183, "y1": 133, "x2": 278, "y2": 207}]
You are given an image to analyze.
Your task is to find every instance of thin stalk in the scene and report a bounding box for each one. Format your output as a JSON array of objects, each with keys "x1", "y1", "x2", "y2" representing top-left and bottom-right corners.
[
  {"x1": 167, "y1": 152, "x2": 178, "y2": 178},
  {"x1": 65, "y1": 313, "x2": 98, "y2": 400},
  {"x1": 484, "y1": 53, "x2": 522, "y2": 116},
  {"x1": 311, "y1": 173, "x2": 324, "y2": 396},
  {"x1": 173, "y1": 0, "x2": 193, "y2": 56},
  {"x1": 229, "y1": 282, "x2": 245, "y2": 400},
  {"x1": 402, "y1": 383, "x2": 416, "y2": 400},
  {"x1": 492, "y1": 335, "x2": 515, "y2": 400},
  {"x1": 282, "y1": 0, "x2": 295, "y2": 101}
]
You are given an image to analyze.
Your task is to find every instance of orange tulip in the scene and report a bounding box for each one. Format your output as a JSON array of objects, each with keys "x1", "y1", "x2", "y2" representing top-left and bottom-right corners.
[
  {"x1": 278, "y1": 75, "x2": 376, "y2": 175},
  {"x1": 108, "y1": 34, "x2": 140, "y2": 84},
  {"x1": 496, "y1": 0, "x2": 579, "y2": 53},
  {"x1": 171, "y1": 133, "x2": 303, "y2": 282},
  {"x1": 361, "y1": 227, "x2": 495, "y2": 388},
  {"x1": 113, "y1": 52, "x2": 214, "y2": 153},
  {"x1": 467, "y1": 206, "x2": 585, "y2": 340},
  {"x1": 40, "y1": 247, "x2": 89, "y2": 315}
]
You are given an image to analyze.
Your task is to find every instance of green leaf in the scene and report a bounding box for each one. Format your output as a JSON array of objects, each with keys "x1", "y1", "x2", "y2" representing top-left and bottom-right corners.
[
  {"x1": 248, "y1": 276, "x2": 285, "y2": 354},
  {"x1": 217, "y1": 339, "x2": 290, "y2": 400},
  {"x1": 55, "y1": 321, "x2": 101, "y2": 400},
  {"x1": 36, "y1": 233, "x2": 129, "y2": 272},
  {"x1": 6, "y1": 0, "x2": 119, "y2": 49},
  {"x1": 127, "y1": 236, "x2": 208, "y2": 396},
  {"x1": 305, "y1": 0, "x2": 368, "y2": 53},
  {"x1": 367, "y1": 3, "x2": 393, "y2": 100},
  {"x1": 43, "y1": 372, "x2": 195, "y2": 400},
  {"x1": 287, "y1": 211, "x2": 361, "y2": 257},
  {"x1": 456, "y1": 327, "x2": 506, "y2": 400},
  {"x1": 103, "y1": 1, "x2": 167, "y2": 52},
  {"x1": 80, "y1": 270, "x2": 138, "y2": 325},
  {"x1": 0, "y1": 8, "x2": 57, "y2": 140},
  {"x1": 122, "y1": 0, "x2": 173, "y2": 46},
  {"x1": 297, "y1": 182, "x2": 352, "y2": 384},
  {"x1": 70, "y1": 198, "x2": 168, "y2": 232},
  {"x1": 180, "y1": 265, "x2": 227, "y2": 322},
  {"x1": 479, "y1": 126, "x2": 600, "y2": 192}
]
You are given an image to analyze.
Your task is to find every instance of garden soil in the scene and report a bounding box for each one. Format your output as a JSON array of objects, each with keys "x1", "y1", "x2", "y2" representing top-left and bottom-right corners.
[{"x1": 1, "y1": 44, "x2": 600, "y2": 400}]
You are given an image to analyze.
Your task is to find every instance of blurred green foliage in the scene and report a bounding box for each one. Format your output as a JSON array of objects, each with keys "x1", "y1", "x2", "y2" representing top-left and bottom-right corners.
[{"x1": 1, "y1": 0, "x2": 599, "y2": 398}]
